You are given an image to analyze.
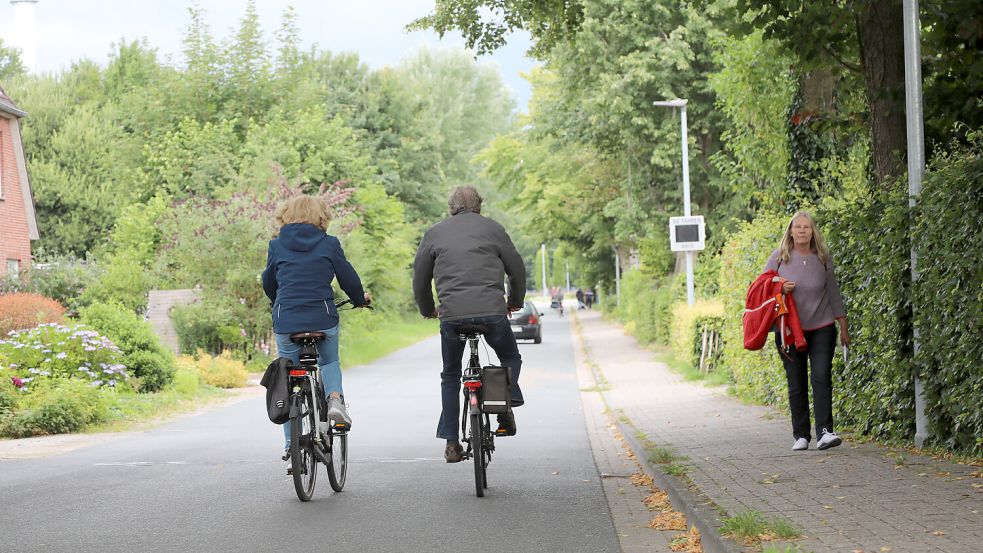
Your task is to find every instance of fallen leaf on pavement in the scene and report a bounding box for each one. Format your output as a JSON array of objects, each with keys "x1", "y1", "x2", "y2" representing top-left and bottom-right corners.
[
  {"x1": 836, "y1": 496, "x2": 847, "y2": 500},
  {"x1": 643, "y1": 490, "x2": 670, "y2": 511},
  {"x1": 929, "y1": 530, "x2": 945, "y2": 536},
  {"x1": 551, "y1": 471, "x2": 559, "y2": 475},
  {"x1": 649, "y1": 511, "x2": 686, "y2": 531},
  {"x1": 631, "y1": 472, "x2": 654, "y2": 487},
  {"x1": 880, "y1": 547, "x2": 892, "y2": 552}
]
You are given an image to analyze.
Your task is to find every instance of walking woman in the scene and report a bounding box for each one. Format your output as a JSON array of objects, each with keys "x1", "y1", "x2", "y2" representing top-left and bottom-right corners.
[{"x1": 764, "y1": 211, "x2": 850, "y2": 451}]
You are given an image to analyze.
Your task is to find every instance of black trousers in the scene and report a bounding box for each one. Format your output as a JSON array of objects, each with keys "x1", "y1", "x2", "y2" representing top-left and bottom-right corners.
[{"x1": 775, "y1": 324, "x2": 836, "y2": 441}]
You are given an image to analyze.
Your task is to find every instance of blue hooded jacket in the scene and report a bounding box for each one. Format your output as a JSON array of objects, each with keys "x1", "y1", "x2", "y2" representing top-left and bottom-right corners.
[{"x1": 262, "y1": 223, "x2": 366, "y2": 334}]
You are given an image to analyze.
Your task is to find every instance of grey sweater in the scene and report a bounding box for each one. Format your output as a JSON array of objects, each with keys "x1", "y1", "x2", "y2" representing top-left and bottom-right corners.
[
  {"x1": 764, "y1": 249, "x2": 846, "y2": 330},
  {"x1": 413, "y1": 212, "x2": 526, "y2": 320}
]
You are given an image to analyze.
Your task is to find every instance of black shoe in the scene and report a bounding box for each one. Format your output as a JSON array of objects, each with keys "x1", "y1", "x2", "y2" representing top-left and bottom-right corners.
[
  {"x1": 282, "y1": 451, "x2": 292, "y2": 475},
  {"x1": 495, "y1": 411, "x2": 517, "y2": 436},
  {"x1": 444, "y1": 442, "x2": 464, "y2": 463}
]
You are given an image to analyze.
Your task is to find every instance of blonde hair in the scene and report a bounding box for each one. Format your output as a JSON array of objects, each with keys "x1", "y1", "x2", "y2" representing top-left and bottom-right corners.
[
  {"x1": 778, "y1": 211, "x2": 830, "y2": 266},
  {"x1": 275, "y1": 195, "x2": 330, "y2": 231}
]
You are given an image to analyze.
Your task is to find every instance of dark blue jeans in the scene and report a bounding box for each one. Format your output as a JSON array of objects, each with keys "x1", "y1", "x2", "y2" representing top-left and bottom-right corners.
[{"x1": 437, "y1": 315, "x2": 524, "y2": 441}]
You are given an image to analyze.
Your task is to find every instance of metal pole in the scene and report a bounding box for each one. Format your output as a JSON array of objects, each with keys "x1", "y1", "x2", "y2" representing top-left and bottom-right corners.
[
  {"x1": 680, "y1": 105, "x2": 695, "y2": 305},
  {"x1": 540, "y1": 243, "x2": 548, "y2": 298},
  {"x1": 615, "y1": 252, "x2": 621, "y2": 305},
  {"x1": 903, "y1": 0, "x2": 928, "y2": 448},
  {"x1": 565, "y1": 261, "x2": 570, "y2": 290}
]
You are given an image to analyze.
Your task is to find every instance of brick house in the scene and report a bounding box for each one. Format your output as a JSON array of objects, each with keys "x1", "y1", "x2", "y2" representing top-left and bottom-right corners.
[{"x1": 0, "y1": 86, "x2": 39, "y2": 279}]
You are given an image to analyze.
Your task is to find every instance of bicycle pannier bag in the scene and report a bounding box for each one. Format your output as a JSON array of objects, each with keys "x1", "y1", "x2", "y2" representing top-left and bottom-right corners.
[
  {"x1": 481, "y1": 365, "x2": 512, "y2": 414},
  {"x1": 260, "y1": 357, "x2": 292, "y2": 424}
]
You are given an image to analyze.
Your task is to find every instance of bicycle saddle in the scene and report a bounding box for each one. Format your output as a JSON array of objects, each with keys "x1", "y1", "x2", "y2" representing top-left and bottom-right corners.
[
  {"x1": 289, "y1": 331, "x2": 327, "y2": 343},
  {"x1": 455, "y1": 324, "x2": 488, "y2": 336}
]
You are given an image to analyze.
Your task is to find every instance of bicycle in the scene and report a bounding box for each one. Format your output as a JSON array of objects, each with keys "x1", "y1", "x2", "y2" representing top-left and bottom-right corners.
[
  {"x1": 456, "y1": 324, "x2": 498, "y2": 497},
  {"x1": 286, "y1": 298, "x2": 370, "y2": 501}
]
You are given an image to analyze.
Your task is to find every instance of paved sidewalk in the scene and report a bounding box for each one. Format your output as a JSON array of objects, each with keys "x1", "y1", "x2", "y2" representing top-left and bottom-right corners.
[{"x1": 575, "y1": 309, "x2": 982, "y2": 553}]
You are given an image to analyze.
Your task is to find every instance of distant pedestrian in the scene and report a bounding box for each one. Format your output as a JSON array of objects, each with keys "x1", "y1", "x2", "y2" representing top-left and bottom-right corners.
[
  {"x1": 584, "y1": 288, "x2": 594, "y2": 310},
  {"x1": 764, "y1": 211, "x2": 849, "y2": 452},
  {"x1": 576, "y1": 288, "x2": 585, "y2": 310}
]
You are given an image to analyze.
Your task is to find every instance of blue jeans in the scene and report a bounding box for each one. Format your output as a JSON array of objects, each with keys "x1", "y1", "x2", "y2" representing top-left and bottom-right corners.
[
  {"x1": 437, "y1": 315, "x2": 523, "y2": 441},
  {"x1": 276, "y1": 325, "x2": 342, "y2": 449}
]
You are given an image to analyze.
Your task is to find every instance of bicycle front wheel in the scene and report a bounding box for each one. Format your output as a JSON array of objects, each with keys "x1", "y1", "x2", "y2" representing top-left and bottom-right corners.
[
  {"x1": 327, "y1": 430, "x2": 347, "y2": 492},
  {"x1": 470, "y1": 410, "x2": 485, "y2": 497},
  {"x1": 290, "y1": 392, "x2": 318, "y2": 501}
]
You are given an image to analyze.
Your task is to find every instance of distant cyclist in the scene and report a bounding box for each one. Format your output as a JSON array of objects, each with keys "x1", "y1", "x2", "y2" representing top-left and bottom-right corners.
[
  {"x1": 262, "y1": 195, "x2": 371, "y2": 461},
  {"x1": 412, "y1": 186, "x2": 526, "y2": 463}
]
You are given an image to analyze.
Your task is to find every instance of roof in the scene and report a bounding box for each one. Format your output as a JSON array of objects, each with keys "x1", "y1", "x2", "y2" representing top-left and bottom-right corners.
[{"x1": 0, "y1": 86, "x2": 28, "y2": 118}]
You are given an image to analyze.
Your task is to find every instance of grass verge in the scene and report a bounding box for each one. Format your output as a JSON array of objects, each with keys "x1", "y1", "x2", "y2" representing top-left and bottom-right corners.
[
  {"x1": 340, "y1": 314, "x2": 438, "y2": 368},
  {"x1": 720, "y1": 510, "x2": 801, "y2": 546}
]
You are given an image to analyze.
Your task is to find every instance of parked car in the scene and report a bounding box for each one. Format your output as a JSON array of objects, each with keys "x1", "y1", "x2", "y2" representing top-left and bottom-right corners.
[{"x1": 508, "y1": 301, "x2": 543, "y2": 344}]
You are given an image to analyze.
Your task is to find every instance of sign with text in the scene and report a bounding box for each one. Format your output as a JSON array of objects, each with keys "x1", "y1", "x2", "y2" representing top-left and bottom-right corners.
[{"x1": 669, "y1": 216, "x2": 705, "y2": 252}]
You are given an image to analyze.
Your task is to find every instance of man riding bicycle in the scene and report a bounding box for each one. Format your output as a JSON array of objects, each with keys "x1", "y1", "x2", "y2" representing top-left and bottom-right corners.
[
  {"x1": 412, "y1": 186, "x2": 526, "y2": 463},
  {"x1": 262, "y1": 195, "x2": 371, "y2": 464}
]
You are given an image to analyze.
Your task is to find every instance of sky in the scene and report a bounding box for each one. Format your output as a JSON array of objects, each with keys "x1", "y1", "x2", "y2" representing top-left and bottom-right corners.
[{"x1": 0, "y1": 0, "x2": 538, "y2": 111}]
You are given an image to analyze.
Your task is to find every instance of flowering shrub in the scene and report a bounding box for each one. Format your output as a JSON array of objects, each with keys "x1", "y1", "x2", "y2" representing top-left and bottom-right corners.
[
  {"x1": 0, "y1": 293, "x2": 66, "y2": 335},
  {"x1": 0, "y1": 323, "x2": 131, "y2": 391},
  {"x1": 177, "y1": 351, "x2": 247, "y2": 389},
  {"x1": 1, "y1": 378, "x2": 111, "y2": 437}
]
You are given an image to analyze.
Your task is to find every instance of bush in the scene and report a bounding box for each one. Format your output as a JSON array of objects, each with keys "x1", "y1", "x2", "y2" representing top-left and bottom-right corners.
[
  {"x1": 670, "y1": 300, "x2": 725, "y2": 370},
  {"x1": 79, "y1": 251, "x2": 156, "y2": 315},
  {"x1": 717, "y1": 212, "x2": 787, "y2": 403},
  {"x1": 820, "y1": 181, "x2": 916, "y2": 445},
  {"x1": 910, "y1": 133, "x2": 983, "y2": 452},
  {"x1": 7, "y1": 257, "x2": 103, "y2": 316},
  {"x1": 171, "y1": 364, "x2": 201, "y2": 397},
  {"x1": 79, "y1": 302, "x2": 175, "y2": 392},
  {"x1": 0, "y1": 293, "x2": 66, "y2": 335},
  {"x1": 1, "y1": 378, "x2": 111, "y2": 437},
  {"x1": 0, "y1": 323, "x2": 130, "y2": 390},
  {"x1": 179, "y1": 351, "x2": 248, "y2": 388},
  {"x1": 611, "y1": 270, "x2": 684, "y2": 346},
  {"x1": 0, "y1": 374, "x2": 19, "y2": 415},
  {"x1": 171, "y1": 302, "x2": 230, "y2": 356}
]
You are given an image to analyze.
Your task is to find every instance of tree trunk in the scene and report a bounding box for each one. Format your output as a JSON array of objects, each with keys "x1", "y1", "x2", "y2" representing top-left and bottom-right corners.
[{"x1": 856, "y1": 0, "x2": 908, "y2": 187}]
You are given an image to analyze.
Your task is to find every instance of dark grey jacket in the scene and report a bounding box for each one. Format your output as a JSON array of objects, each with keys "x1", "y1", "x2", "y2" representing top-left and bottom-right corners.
[{"x1": 413, "y1": 212, "x2": 526, "y2": 320}]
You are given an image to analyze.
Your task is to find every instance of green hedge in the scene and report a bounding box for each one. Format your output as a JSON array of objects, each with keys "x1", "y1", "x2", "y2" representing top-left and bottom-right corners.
[
  {"x1": 1, "y1": 378, "x2": 111, "y2": 437},
  {"x1": 910, "y1": 134, "x2": 983, "y2": 452},
  {"x1": 670, "y1": 300, "x2": 724, "y2": 370},
  {"x1": 717, "y1": 212, "x2": 787, "y2": 403},
  {"x1": 820, "y1": 183, "x2": 917, "y2": 444},
  {"x1": 610, "y1": 270, "x2": 684, "y2": 346}
]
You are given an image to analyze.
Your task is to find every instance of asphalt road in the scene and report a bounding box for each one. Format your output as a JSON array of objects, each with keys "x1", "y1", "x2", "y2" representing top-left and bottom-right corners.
[{"x1": 0, "y1": 306, "x2": 621, "y2": 553}]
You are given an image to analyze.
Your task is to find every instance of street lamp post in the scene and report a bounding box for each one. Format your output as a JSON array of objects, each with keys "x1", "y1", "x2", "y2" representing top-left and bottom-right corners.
[
  {"x1": 903, "y1": 0, "x2": 929, "y2": 448},
  {"x1": 653, "y1": 99, "x2": 695, "y2": 305}
]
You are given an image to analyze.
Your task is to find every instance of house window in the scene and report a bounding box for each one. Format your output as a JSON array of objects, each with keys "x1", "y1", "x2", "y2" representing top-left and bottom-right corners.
[{"x1": 6, "y1": 259, "x2": 20, "y2": 280}]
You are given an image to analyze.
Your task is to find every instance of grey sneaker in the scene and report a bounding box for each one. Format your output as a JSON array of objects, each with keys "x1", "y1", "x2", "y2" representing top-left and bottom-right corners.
[
  {"x1": 792, "y1": 437, "x2": 809, "y2": 451},
  {"x1": 817, "y1": 429, "x2": 842, "y2": 450},
  {"x1": 327, "y1": 397, "x2": 352, "y2": 429}
]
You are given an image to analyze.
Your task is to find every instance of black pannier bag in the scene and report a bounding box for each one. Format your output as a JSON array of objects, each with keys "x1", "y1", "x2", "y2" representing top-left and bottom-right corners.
[
  {"x1": 481, "y1": 365, "x2": 512, "y2": 414},
  {"x1": 260, "y1": 357, "x2": 292, "y2": 424}
]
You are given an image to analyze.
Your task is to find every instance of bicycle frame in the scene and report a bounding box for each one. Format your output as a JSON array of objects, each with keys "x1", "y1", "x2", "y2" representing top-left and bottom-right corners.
[
  {"x1": 460, "y1": 334, "x2": 494, "y2": 461},
  {"x1": 288, "y1": 350, "x2": 331, "y2": 464}
]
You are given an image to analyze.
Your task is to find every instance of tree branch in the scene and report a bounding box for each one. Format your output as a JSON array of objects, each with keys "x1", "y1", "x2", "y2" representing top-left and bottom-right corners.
[{"x1": 823, "y1": 44, "x2": 861, "y2": 73}]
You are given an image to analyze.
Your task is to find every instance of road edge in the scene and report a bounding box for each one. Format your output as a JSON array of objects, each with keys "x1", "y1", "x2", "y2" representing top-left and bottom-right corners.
[{"x1": 571, "y1": 311, "x2": 747, "y2": 553}]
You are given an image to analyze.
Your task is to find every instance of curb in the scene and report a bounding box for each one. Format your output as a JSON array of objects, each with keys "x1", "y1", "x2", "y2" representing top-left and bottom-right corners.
[
  {"x1": 614, "y1": 416, "x2": 745, "y2": 553},
  {"x1": 572, "y1": 312, "x2": 745, "y2": 553}
]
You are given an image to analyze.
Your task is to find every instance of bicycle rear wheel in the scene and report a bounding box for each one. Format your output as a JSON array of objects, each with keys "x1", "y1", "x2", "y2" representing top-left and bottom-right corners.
[
  {"x1": 290, "y1": 391, "x2": 318, "y2": 501},
  {"x1": 470, "y1": 410, "x2": 485, "y2": 497},
  {"x1": 327, "y1": 430, "x2": 347, "y2": 492}
]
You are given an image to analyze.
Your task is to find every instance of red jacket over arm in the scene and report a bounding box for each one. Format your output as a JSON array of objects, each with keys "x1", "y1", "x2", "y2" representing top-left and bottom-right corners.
[{"x1": 742, "y1": 270, "x2": 807, "y2": 352}]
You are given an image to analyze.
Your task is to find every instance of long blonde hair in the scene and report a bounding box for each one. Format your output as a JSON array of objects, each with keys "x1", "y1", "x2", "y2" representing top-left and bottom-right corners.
[
  {"x1": 275, "y1": 195, "x2": 331, "y2": 231},
  {"x1": 778, "y1": 211, "x2": 829, "y2": 266}
]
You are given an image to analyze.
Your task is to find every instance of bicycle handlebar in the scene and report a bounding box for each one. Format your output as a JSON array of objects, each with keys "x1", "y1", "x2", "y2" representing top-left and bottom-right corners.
[{"x1": 334, "y1": 298, "x2": 374, "y2": 311}]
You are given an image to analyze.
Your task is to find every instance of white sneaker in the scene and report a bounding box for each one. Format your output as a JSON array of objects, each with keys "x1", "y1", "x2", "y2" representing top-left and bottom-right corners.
[
  {"x1": 817, "y1": 429, "x2": 842, "y2": 450},
  {"x1": 792, "y1": 437, "x2": 809, "y2": 451},
  {"x1": 327, "y1": 397, "x2": 352, "y2": 428}
]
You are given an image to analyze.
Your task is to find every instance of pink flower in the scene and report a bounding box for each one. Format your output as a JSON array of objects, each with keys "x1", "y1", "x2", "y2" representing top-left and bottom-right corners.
[{"x1": 10, "y1": 377, "x2": 23, "y2": 388}]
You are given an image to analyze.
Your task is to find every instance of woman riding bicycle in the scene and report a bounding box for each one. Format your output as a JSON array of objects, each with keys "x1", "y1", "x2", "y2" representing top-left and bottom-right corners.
[{"x1": 261, "y1": 195, "x2": 371, "y2": 457}]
